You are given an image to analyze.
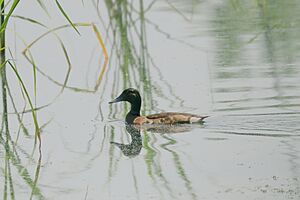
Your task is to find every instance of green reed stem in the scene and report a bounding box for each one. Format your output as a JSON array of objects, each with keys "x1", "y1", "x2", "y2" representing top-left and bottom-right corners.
[{"x1": 0, "y1": 0, "x2": 8, "y2": 138}]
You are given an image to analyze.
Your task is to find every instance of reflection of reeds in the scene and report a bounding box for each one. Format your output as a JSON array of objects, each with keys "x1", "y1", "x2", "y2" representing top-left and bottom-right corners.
[
  {"x1": 1, "y1": 59, "x2": 43, "y2": 199},
  {"x1": 97, "y1": 1, "x2": 199, "y2": 198},
  {"x1": 99, "y1": 0, "x2": 155, "y2": 111},
  {"x1": 98, "y1": 0, "x2": 189, "y2": 114},
  {"x1": 212, "y1": 1, "x2": 300, "y2": 114},
  {"x1": 143, "y1": 133, "x2": 177, "y2": 199},
  {"x1": 98, "y1": 1, "x2": 158, "y2": 190},
  {"x1": 0, "y1": 134, "x2": 44, "y2": 199},
  {"x1": 161, "y1": 135, "x2": 197, "y2": 200}
]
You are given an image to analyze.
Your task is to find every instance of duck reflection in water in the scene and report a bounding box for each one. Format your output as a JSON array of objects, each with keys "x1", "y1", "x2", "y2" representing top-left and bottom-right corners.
[
  {"x1": 111, "y1": 123, "x2": 206, "y2": 157},
  {"x1": 111, "y1": 125, "x2": 142, "y2": 157}
]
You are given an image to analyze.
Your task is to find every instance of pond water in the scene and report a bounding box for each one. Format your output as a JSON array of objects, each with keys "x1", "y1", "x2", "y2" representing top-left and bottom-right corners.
[{"x1": 1, "y1": 0, "x2": 300, "y2": 200}]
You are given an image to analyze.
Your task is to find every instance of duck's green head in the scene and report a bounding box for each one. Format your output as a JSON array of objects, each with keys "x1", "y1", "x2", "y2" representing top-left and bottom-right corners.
[{"x1": 109, "y1": 88, "x2": 141, "y2": 104}]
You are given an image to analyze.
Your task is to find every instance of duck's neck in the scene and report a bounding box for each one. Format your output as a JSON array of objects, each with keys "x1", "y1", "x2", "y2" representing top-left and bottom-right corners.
[
  {"x1": 127, "y1": 125, "x2": 142, "y2": 145},
  {"x1": 129, "y1": 99, "x2": 141, "y2": 116}
]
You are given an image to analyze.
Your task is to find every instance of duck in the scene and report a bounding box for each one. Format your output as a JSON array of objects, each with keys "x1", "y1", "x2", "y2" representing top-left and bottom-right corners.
[{"x1": 109, "y1": 88, "x2": 208, "y2": 125}]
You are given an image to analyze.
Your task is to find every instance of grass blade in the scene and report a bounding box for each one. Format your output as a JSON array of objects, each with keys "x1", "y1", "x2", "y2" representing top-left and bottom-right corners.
[
  {"x1": 0, "y1": 0, "x2": 20, "y2": 33},
  {"x1": 55, "y1": 0, "x2": 80, "y2": 35},
  {"x1": 10, "y1": 14, "x2": 47, "y2": 28},
  {"x1": 22, "y1": 23, "x2": 109, "y2": 93},
  {"x1": 7, "y1": 61, "x2": 40, "y2": 143},
  {"x1": 92, "y1": 24, "x2": 109, "y2": 91},
  {"x1": 22, "y1": 23, "x2": 90, "y2": 54},
  {"x1": 35, "y1": 0, "x2": 50, "y2": 17},
  {"x1": 0, "y1": 59, "x2": 8, "y2": 70},
  {"x1": 55, "y1": 34, "x2": 72, "y2": 93}
]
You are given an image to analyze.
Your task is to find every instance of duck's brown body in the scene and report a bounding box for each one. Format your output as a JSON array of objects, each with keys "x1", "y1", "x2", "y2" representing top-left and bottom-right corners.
[
  {"x1": 129, "y1": 112, "x2": 208, "y2": 125},
  {"x1": 109, "y1": 88, "x2": 208, "y2": 125}
]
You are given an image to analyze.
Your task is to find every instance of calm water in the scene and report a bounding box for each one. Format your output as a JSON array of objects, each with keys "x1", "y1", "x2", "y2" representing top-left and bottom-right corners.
[{"x1": 1, "y1": 1, "x2": 300, "y2": 200}]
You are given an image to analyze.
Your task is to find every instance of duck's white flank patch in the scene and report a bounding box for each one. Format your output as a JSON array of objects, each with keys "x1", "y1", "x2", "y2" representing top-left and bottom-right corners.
[{"x1": 189, "y1": 117, "x2": 201, "y2": 123}]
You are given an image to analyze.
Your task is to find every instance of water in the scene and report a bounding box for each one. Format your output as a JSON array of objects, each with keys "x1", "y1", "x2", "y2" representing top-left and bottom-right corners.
[{"x1": 1, "y1": 0, "x2": 300, "y2": 199}]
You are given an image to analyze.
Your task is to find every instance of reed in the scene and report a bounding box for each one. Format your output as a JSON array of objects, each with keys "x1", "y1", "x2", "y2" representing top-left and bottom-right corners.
[
  {"x1": 0, "y1": 0, "x2": 7, "y2": 139},
  {"x1": 0, "y1": 1, "x2": 96, "y2": 199}
]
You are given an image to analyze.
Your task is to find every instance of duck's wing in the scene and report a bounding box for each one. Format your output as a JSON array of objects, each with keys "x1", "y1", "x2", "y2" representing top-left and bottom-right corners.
[
  {"x1": 133, "y1": 116, "x2": 153, "y2": 125},
  {"x1": 146, "y1": 112, "x2": 208, "y2": 124}
]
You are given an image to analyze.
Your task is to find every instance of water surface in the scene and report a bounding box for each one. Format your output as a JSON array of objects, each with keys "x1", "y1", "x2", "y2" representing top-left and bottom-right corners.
[{"x1": 1, "y1": 1, "x2": 300, "y2": 199}]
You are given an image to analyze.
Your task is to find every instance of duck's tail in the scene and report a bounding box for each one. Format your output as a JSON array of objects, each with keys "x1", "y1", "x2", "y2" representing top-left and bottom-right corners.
[{"x1": 190, "y1": 115, "x2": 209, "y2": 123}]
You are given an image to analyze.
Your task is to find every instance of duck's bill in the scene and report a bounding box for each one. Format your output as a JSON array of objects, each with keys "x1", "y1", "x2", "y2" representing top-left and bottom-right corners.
[
  {"x1": 110, "y1": 141, "x2": 122, "y2": 147},
  {"x1": 109, "y1": 97, "x2": 122, "y2": 104}
]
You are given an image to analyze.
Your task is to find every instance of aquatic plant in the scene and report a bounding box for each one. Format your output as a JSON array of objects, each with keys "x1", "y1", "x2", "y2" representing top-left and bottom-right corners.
[{"x1": 0, "y1": 1, "x2": 108, "y2": 199}]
